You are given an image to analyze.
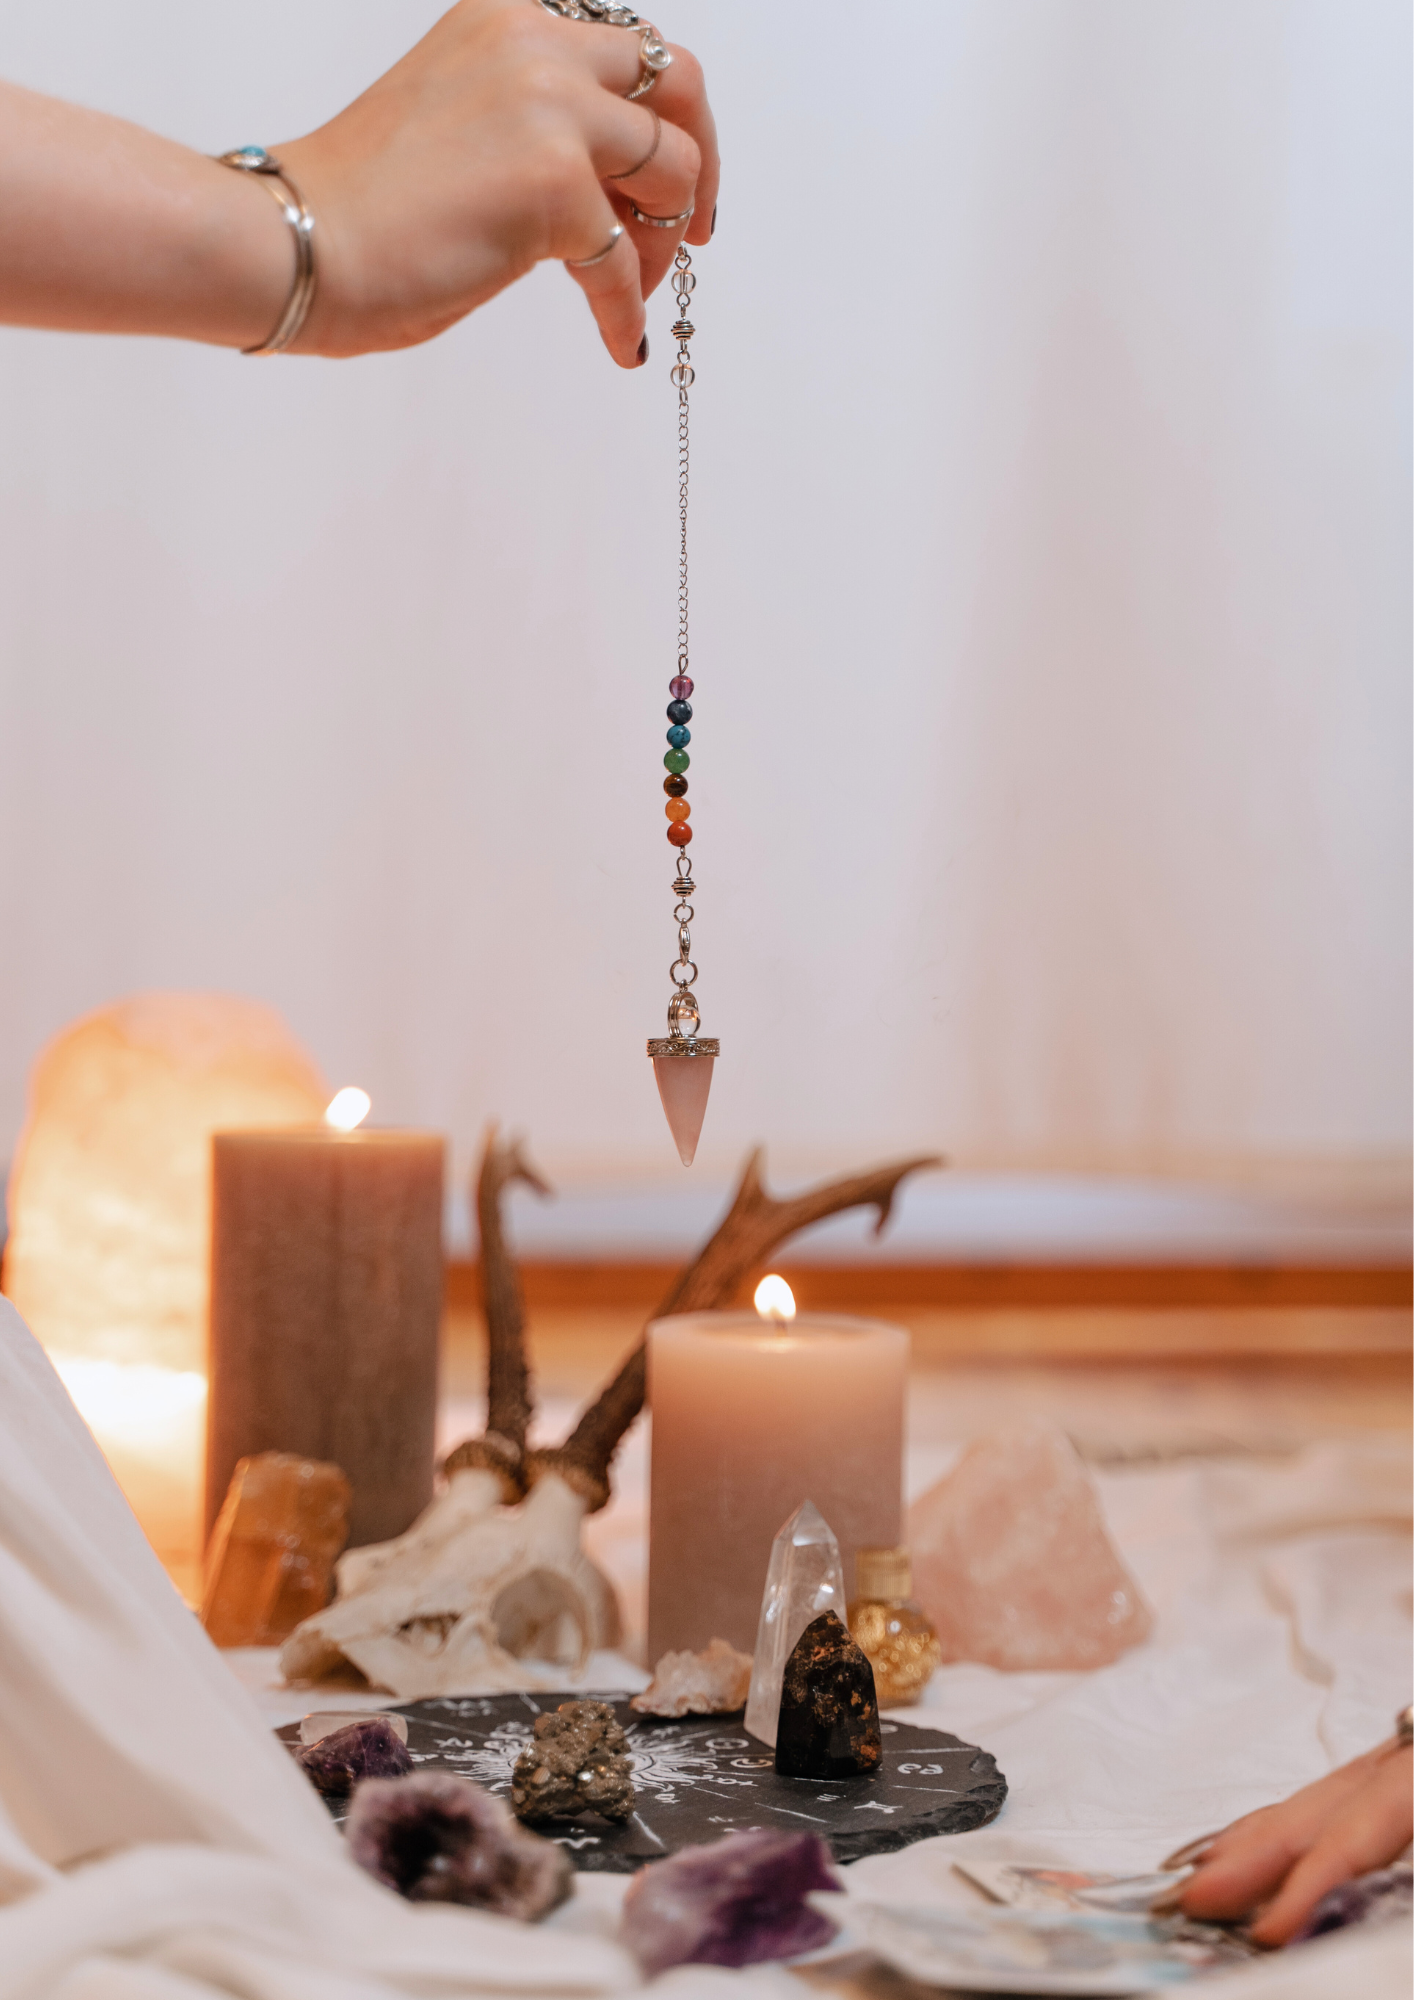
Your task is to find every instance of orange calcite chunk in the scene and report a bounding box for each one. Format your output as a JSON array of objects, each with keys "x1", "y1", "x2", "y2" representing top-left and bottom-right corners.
[
  {"x1": 202, "y1": 1451, "x2": 351, "y2": 1648},
  {"x1": 907, "y1": 1426, "x2": 1152, "y2": 1671}
]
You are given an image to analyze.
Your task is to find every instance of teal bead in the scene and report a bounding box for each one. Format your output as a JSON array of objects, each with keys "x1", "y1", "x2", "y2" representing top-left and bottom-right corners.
[
  {"x1": 664, "y1": 748, "x2": 690, "y2": 774},
  {"x1": 666, "y1": 724, "x2": 691, "y2": 750}
]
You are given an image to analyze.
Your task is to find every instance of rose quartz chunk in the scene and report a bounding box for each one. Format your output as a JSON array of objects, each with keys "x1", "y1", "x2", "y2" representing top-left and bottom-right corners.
[
  {"x1": 907, "y1": 1426, "x2": 1151, "y2": 1671},
  {"x1": 653, "y1": 1054, "x2": 714, "y2": 1166},
  {"x1": 632, "y1": 1637, "x2": 753, "y2": 1717}
]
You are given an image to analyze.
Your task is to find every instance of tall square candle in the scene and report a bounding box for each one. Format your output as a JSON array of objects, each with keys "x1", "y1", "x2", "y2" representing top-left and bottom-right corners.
[
  {"x1": 207, "y1": 1126, "x2": 444, "y2": 1551},
  {"x1": 647, "y1": 1309, "x2": 908, "y2": 1659}
]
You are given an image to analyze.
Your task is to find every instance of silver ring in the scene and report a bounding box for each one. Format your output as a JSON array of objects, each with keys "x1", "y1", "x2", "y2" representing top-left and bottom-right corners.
[
  {"x1": 626, "y1": 24, "x2": 673, "y2": 99},
  {"x1": 565, "y1": 223, "x2": 625, "y2": 268},
  {"x1": 607, "y1": 109, "x2": 662, "y2": 181},
  {"x1": 537, "y1": 5, "x2": 672, "y2": 103},
  {"x1": 631, "y1": 203, "x2": 692, "y2": 228}
]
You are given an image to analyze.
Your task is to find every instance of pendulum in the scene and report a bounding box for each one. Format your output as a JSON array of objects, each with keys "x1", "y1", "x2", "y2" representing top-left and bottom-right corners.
[{"x1": 648, "y1": 243, "x2": 719, "y2": 1167}]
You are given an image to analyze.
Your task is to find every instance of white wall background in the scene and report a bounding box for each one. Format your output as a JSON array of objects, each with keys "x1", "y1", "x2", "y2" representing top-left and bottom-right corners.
[{"x1": 0, "y1": 0, "x2": 1408, "y2": 1209}]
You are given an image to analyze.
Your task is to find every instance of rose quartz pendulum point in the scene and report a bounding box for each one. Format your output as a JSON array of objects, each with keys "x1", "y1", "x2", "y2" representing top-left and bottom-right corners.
[{"x1": 653, "y1": 1054, "x2": 715, "y2": 1167}]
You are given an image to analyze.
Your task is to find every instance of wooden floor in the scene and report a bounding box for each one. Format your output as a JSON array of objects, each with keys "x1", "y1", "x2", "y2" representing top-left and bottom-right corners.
[{"x1": 443, "y1": 1303, "x2": 1411, "y2": 1454}]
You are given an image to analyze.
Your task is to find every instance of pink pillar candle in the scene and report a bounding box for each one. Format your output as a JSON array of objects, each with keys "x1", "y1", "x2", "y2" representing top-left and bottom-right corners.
[{"x1": 647, "y1": 1311, "x2": 908, "y2": 1660}]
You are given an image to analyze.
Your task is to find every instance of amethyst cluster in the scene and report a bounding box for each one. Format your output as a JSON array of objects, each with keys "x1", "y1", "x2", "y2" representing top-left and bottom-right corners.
[
  {"x1": 347, "y1": 1774, "x2": 572, "y2": 1922},
  {"x1": 296, "y1": 1717, "x2": 412, "y2": 1795},
  {"x1": 620, "y1": 1828, "x2": 842, "y2": 1975}
]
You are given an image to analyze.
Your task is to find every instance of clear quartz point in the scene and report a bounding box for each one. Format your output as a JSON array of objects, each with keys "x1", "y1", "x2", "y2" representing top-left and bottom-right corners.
[
  {"x1": 653, "y1": 1053, "x2": 714, "y2": 1167},
  {"x1": 744, "y1": 1500, "x2": 847, "y2": 1748}
]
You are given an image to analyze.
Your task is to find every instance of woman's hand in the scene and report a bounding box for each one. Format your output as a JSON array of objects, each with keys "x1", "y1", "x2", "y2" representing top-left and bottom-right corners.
[
  {"x1": 1171, "y1": 1740, "x2": 1412, "y2": 1946},
  {"x1": 0, "y1": 0, "x2": 716, "y2": 364},
  {"x1": 277, "y1": 0, "x2": 718, "y2": 364}
]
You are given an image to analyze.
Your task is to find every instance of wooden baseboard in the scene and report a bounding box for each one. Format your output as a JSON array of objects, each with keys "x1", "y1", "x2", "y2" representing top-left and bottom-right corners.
[{"x1": 445, "y1": 1260, "x2": 1413, "y2": 1315}]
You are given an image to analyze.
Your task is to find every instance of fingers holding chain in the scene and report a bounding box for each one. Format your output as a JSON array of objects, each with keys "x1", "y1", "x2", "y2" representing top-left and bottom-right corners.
[{"x1": 542, "y1": 0, "x2": 713, "y2": 359}]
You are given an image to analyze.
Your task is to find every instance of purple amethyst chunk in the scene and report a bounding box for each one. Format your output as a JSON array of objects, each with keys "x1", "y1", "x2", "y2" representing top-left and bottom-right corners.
[
  {"x1": 1295, "y1": 1866, "x2": 1413, "y2": 1940},
  {"x1": 347, "y1": 1773, "x2": 572, "y2": 1921},
  {"x1": 620, "y1": 1828, "x2": 841, "y2": 1974},
  {"x1": 296, "y1": 1716, "x2": 412, "y2": 1795}
]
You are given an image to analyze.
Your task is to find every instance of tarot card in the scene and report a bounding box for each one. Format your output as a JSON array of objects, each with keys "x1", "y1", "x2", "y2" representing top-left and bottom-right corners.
[{"x1": 813, "y1": 1896, "x2": 1255, "y2": 1996}]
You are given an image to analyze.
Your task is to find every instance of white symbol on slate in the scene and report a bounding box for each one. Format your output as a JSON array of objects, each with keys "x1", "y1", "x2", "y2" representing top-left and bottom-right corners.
[
  {"x1": 554, "y1": 1835, "x2": 602, "y2": 1848},
  {"x1": 854, "y1": 1802, "x2": 898, "y2": 1814},
  {"x1": 816, "y1": 1795, "x2": 841, "y2": 1802}
]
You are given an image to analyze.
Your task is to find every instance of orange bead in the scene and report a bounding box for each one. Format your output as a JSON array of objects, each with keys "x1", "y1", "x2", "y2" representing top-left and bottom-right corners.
[
  {"x1": 667, "y1": 821, "x2": 693, "y2": 846},
  {"x1": 665, "y1": 798, "x2": 691, "y2": 822}
]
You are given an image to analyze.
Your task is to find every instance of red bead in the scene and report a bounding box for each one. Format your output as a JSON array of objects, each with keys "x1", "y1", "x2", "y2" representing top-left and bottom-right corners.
[{"x1": 667, "y1": 821, "x2": 693, "y2": 846}]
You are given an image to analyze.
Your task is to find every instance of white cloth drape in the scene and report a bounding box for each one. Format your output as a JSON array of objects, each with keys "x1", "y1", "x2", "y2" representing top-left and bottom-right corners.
[{"x1": 0, "y1": 1298, "x2": 646, "y2": 1999}]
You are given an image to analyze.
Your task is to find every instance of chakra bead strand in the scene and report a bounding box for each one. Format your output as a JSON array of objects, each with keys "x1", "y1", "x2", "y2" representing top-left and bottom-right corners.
[{"x1": 664, "y1": 674, "x2": 693, "y2": 842}]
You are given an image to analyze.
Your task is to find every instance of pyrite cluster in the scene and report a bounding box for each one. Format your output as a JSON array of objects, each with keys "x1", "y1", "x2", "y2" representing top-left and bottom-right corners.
[{"x1": 509, "y1": 1699, "x2": 636, "y2": 1825}]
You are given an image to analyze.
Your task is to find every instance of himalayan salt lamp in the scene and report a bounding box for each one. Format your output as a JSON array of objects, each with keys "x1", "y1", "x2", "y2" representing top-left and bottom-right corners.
[
  {"x1": 4, "y1": 993, "x2": 328, "y2": 1596},
  {"x1": 907, "y1": 1425, "x2": 1152, "y2": 1671}
]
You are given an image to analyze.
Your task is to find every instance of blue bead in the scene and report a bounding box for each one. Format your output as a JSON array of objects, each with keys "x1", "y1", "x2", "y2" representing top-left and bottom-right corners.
[
  {"x1": 667, "y1": 699, "x2": 693, "y2": 726},
  {"x1": 666, "y1": 724, "x2": 691, "y2": 749}
]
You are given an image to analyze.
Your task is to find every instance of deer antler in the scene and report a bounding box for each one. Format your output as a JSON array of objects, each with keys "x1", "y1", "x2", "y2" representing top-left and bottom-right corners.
[
  {"x1": 443, "y1": 1126, "x2": 551, "y2": 1499},
  {"x1": 532, "y1": 1147, "x2": 942, "y2": 1510}
]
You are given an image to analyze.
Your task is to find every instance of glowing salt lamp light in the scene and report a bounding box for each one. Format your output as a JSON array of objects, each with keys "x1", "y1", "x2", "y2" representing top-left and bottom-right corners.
[{"x1": 4, "y1": 994, "x2": 328, "y2": 1598}]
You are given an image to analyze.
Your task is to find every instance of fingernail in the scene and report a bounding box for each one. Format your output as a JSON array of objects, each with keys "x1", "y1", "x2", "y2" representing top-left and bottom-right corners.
[
  {"x1": 1161, "y1": 1832, "x2": 1221, "y2": 1871},
  {"x1": 1149, "y1": 1883, "x2": 1188, "y2": 1915},
  {"x1": 637, "y1": 334, "x2": 649, "y2": 366},
  {"x1": 710, "y1": 204, "x2": 717, "y2": 238}
]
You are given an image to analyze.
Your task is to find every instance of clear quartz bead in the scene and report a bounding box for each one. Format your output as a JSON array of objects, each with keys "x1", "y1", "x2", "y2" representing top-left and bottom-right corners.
[{"x1": 669, "y1": 992, "x2": 700, "y2": 1037}]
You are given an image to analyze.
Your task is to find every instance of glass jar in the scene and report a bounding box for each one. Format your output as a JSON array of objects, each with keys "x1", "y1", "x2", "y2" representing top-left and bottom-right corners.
[{"x1": 847, "y1": 1545, "x2": 941, "y2": 1705}]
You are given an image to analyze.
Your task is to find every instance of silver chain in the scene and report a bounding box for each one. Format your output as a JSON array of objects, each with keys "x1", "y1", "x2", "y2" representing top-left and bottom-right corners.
[
  {"x1": 666, "y1": 246, "x2": 700, "y2": 1036},
  {"x1": 672, "y1": 244, "x2": 695, "y2": 680}
]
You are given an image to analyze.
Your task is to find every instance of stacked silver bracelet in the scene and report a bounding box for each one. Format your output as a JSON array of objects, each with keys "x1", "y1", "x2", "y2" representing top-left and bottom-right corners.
[{"x1": 215, "y1": 146, "x2": 316, "y2": 356}]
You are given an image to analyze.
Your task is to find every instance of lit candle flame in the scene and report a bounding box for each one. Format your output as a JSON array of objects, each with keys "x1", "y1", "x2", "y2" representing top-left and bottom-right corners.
[
  {"x1": 753, "y1": 1273, "x2": 796, "y2": 1326},
  {"x1": 324, "y1": 1087, "x2": 372, "y2": 1132}
]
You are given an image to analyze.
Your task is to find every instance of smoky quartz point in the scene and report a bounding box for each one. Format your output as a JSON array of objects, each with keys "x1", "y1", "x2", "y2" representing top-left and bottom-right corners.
[{"x1": 774, "y1": 1610, "x2": 882, "y2": 1780}]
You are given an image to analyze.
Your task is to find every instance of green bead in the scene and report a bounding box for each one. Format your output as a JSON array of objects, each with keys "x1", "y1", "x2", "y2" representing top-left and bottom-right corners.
[{"x1": 664, "y1": 748, "x2": 690, "y2": 774}]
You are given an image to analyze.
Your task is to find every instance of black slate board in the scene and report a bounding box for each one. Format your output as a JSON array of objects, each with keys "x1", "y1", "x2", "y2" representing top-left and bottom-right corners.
[{"x1": 277, "y1": 1693, "x2": 1006, "y2": 1872}]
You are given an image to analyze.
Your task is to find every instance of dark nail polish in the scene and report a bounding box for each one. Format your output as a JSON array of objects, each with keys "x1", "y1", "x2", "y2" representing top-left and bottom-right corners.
[
  {"x1": 637, "y1": 334, "x2": 649, "y2": 366},
  {"x1": 710, "y1": 204, "x2": 718, "y2": 238}
]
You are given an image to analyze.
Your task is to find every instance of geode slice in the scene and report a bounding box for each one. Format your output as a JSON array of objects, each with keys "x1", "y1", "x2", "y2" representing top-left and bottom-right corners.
[
  {"x1": 774, "y1": 1610, "x2": 882, "y2": 1780},
  {"x1": 347, "y1": 1773, "x2": 572, "y2": 1919},
  {"x1": 296, "y1": 1715, "x2": 412, "y2": 1795},
  {"x1": 622, "y1": 1828, "x2": 841, "y2": 1973},
  {"x1": 510, "y1": 1699, "x2": 635, "y2": 1824}
]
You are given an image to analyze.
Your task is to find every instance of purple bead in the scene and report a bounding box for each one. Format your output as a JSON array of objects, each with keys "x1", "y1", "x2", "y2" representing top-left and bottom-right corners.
[{"x1": 669, "y1": 676, "x2": 694, "y2": 700}]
